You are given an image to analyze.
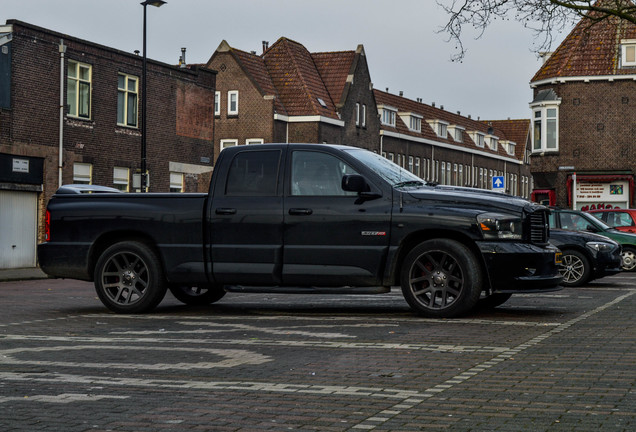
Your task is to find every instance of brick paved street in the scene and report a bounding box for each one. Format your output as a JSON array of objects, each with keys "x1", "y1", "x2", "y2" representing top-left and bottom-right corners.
[{"x1": 1, "y1": 273, "x2": 635, "y2": 431}]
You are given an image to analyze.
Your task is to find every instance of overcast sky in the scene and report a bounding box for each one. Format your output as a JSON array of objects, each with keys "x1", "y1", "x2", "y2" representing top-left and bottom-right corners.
[{"x1": 2, "y1": 0, "x2": 571, "y2": 120}]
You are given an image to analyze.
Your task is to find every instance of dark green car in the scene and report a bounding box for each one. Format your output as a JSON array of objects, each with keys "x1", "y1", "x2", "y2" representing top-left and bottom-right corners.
[{"x1": 549, "y1": 208, "x2": 636, "y2": 271}]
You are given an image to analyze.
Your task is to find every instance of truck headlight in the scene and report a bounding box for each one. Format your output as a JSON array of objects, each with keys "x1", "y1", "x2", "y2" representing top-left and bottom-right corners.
[{"x1": 477, "y1": 213, "x2": 523, "y2": 240}]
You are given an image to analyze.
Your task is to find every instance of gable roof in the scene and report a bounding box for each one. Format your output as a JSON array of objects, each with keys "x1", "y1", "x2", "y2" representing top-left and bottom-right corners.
[
  {"x1": 532, "y1": 0, "x2": 636, "y2": 82},
  {"x1": 312, "y1": 50, "x2": 357, "y2": 108}
]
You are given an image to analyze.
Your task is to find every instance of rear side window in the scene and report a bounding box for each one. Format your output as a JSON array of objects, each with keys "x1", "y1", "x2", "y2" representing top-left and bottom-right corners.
[{"x1": 225, "y1": 150, "x2": 280, "y2": 196}]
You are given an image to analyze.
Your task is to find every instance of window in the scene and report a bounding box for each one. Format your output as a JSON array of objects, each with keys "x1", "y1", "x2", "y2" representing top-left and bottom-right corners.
[
  {"x1": 220, "y1": 139, "x2": 238, "y2": 151},
  {"x1": 532, "y1": 105, "x2": 559, "y2": 152},
  {"x1": 214, "y1": 91, "x2": 220, "y2": 116},
  {"x1": 408, "y1": 156, "x2": 414, "y2": 173},
  {"x1": 380, "y1": 107, "x2": 397, "y2": 126},
  {"x1": 73, "y1": 163, "x2": 92, "y2": 184},
  {"x1": 246, "y1": 138, "x2": 264, "y2": 145},
  {"x1": 170, "y1": 172, "x2": 184, "y2": 193},
  {"x1": 622, "y1": 40, "x2": 636, "y2": 67},
  {"x1": 388, "y1": 153, "x2": 394, "y2": 162},
  {"x1": 117, "y1": 73, "x2": 138, "y2": 127},
  {"x1": 470, "y1": 132, "x2": 485, "y2": 148},
  {"x1": 415, "y1": 158, "x2": 421, "y2": 177},
  {"x1": 441, "y1": 162, "x2": 446, "y2": 185},
  {"x1": 228, "y1": 90, "x2": 239, "y2": 115},
  {"x1": 362, "y1": 104, "x2": 367, "y2": 127},
  {"x1": 486, "y1": 135, "x2": 498, "y2": 151},
  {"x1": 291, "y1": 150, "x2": 358, "y2": 196},
  {"x1": 113, "y1": 167, "x2": 129, "y2": 192},
  {"x1": 226, "y1": 150, "x2": 281, "y2": 196},
  {"x1": 355, "y1": 103, "x2": 360, "y2": 127},
  {"x1": 67, "y1": 60, "x2": 91, "y2": 119},
  {"x1": 449, "y1": 125, "x2": 465, "y2": 142},
  {"x1": 458, "y1": 165, "x2": 463, "y2": 186}
]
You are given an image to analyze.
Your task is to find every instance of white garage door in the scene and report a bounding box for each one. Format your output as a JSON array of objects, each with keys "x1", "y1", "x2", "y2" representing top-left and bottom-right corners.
[{"x1": 0, "y1": 190, "x2": 37, "y2": 268}]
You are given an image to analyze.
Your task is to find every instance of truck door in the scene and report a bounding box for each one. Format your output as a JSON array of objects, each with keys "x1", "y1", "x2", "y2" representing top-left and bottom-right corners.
[
  {"x1": 209, "y1": 148, "x2": 284, "y2": 285},
  {"x1": 283, "y1": 148, "x2": 392, "y2": 286}
]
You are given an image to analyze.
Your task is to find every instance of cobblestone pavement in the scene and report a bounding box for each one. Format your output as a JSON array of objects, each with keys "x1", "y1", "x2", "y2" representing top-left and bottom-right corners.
[{"x1": 0, "y1": 273, "x2": 635, "y2": 431}]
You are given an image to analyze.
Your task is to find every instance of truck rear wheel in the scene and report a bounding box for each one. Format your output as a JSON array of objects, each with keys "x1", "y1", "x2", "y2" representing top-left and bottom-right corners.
[
  {"x1": 94, "y1": 241, "x2": 167, "y2": 314},
  {"x1": 400, "y1": 239, "x2": 482, "y2": 318},
  {"x1": 169, "y1": 284, "x2": 226, "y2": 305}
]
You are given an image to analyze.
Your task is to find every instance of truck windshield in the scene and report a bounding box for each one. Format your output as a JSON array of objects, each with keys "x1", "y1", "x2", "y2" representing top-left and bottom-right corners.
[{"x1": 344, "y1": 148, "x2": 425, "y2": 188}]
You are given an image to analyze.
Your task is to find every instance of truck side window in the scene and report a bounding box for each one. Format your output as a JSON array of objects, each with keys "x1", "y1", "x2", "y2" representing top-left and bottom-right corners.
[
  {"x1": 225, "y1": 150, "x2": 280, "y2": 196},
  {"x1": 291, "y1": 150, "x2": 358, "y2": 196}
]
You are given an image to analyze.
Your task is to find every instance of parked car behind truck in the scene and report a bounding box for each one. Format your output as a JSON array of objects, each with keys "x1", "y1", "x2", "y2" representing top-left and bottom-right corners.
[{"x1": 38, "y1": 144, "x2": 562, "y2": 318}]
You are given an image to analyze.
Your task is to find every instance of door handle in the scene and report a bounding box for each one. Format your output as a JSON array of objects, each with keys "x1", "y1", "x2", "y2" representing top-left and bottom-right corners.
[
  {"x1": 215, "y1": 208, "x2": 237, "y2": 215},
  {"x1": 289, "y1": 208, "x2": 313, "y2": 216}
]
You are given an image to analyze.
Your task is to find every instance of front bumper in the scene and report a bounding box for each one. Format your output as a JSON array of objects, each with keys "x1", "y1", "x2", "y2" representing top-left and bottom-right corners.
[{"x1": 477, "y1": 241, "x2": 563, "y2": 293}]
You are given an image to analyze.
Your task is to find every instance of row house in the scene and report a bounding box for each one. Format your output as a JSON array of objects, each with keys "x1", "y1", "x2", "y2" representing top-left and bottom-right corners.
[
  {"x1": 530, "y1": 0, "x2": 636, "y2": 210},
  {"x1": 375, "y1": 90, "x2": 533, "y2": 197},
  {"x1": 207, "y1": 37, "x2": 533, "y2": 196},
  {"x1": 0, "y1": 20, "x2": 216, "y2": 269}
]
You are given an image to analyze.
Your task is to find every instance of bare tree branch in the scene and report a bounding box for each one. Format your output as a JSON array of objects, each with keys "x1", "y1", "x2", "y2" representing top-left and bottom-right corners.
[{"x1": 437, "y1": 0, "x2": 636, "y2": 61}]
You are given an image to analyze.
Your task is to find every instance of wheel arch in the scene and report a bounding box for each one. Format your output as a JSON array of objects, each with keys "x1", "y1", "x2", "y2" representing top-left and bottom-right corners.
[
  {"x1": 389, "y1": 230, "x2": 490, "y2": 290},
  {"x1": 87, "y1": 231, "x2": 163, "y2": 281}
]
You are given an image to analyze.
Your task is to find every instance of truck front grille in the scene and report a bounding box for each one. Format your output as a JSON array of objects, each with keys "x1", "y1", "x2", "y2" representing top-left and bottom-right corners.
[{"x1": 528, "y1": 210, "x2": 549, "y2": 245}]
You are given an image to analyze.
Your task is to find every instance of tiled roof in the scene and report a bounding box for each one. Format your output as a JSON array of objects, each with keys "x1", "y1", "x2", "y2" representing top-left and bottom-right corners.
[
  {"x1": 375, "y1": 90, "x2": 524, "y2": 161},
  {"x1": 312, "y1": 50, "x2": 356, "y2": 108},
  {"x1": 263, "y1": 38, "x2": 339, "y2": 119},
  {"x1": 532, "y1": 0, "x2": 636, "y2": 82},
  {"x1": 485, "y1": 119, "x2": 530, "y2": 161}
]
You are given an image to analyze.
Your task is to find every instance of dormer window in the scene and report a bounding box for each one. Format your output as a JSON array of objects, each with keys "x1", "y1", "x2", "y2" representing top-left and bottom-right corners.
[
  {"x1": 621, "y1": 40, "x2": 636, "y2": 67},
  {"x1": 486, "y1": 135, "x2": 499, "y2": 151},
  {"x1": 469, "y1": 131, "x2": 486, "y2": 148},
  {"x1": 409, "y1": 116, "x2": 422, "y2": 132},
  {"x1": 426, "y1": 120, "x2": 449, "y2": 138},
  {"x1": 448, "y1": 125, "x2": 465, "y2": 142},
  {"x1": 500, "y1": 140, "x2": 516, "y2": 156},
  {"x1": 379, "y1": 105, "x2": 397, "y2": 127}
]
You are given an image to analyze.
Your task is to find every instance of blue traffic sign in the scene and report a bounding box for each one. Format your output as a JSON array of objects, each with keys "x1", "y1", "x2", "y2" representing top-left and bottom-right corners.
[{"x1": 492, "y1": 176, "x2": 505, "y2": 190}]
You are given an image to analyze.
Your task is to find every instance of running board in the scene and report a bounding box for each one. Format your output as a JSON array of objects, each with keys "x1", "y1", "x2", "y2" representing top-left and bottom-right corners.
[{"x1": 225, "y1": 286, "x2": 391, "y2": 295}]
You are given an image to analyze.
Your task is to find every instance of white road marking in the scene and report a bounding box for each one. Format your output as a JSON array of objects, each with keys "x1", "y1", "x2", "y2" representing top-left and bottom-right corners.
[{"x1": 0, "y1": 393, "x2": 128, "y2": 404}]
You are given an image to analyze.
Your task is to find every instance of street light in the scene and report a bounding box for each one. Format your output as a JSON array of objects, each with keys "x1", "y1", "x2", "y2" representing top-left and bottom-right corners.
[{"x1": 140, "y1": 0, "x2": 166, "y2": 192}]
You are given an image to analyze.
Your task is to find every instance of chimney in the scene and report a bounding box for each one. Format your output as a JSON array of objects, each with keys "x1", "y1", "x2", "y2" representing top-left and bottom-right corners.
[
  {"x1": 399, "y1": 91, "x2": 403, "y2": 97},
  {"x1": 262, "y1": 41, "x2": 269, "y2": 53},
  {"x1": 179, "y1": 47, "x2": 187, "y2": 68}
]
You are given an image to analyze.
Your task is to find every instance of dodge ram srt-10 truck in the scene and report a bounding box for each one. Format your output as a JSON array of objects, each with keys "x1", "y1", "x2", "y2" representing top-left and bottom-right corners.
[{"x1": 38, "y1": 143, "x2": 562, "y2": 317}]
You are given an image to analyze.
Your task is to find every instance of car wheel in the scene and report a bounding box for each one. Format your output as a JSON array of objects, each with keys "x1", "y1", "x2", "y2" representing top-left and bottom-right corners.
[
  {"x1": 621, "y1": 247, "x2": 636, "y2": 271},
  {"x1": 94, "y1": 241, "x2": 167, "y2": 313},
  {"x1": 559, "y1": 249, "x2": 591, "y2": 287},
  {"x1": 169, "y1": 284, "x2": 226, "y2": 305},
  {"x1": 400, "y1": 239, "x2": 482, "y2": 318},
  {"x1": 478, "y1": 293, "x2": 513, "y2": 309}
]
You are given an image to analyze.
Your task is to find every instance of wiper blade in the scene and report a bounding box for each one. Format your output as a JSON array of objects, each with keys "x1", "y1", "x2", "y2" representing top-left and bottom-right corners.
[{"x1": 394, "y1": 180, "x2": 425, "y2": 188}]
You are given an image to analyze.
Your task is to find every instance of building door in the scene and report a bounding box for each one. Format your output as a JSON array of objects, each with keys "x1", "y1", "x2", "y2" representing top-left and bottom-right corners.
[{"x1": 0, "y1": 190, "x2": 37, "y2": 268}]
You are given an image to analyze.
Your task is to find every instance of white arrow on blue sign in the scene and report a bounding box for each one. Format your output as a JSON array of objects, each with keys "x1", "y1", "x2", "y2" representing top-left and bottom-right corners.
[{"x1": 492, "y1": 176, "x2": 505, "y2": 191}]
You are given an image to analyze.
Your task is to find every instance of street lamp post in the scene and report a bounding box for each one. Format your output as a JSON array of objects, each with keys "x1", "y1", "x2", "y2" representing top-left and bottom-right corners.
[{"x1": 140, "y1": 0, "x2": 166, "y2": 192}]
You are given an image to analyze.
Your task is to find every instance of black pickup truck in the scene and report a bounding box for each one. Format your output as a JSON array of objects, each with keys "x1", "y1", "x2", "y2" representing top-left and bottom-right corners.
[{"x1": 38, "y1": 143, "x2": 562, "y2": 317}]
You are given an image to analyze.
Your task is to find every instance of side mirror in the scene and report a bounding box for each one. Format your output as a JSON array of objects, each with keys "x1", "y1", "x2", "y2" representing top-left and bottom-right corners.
[
  {"x1": 586, "y1": 224, "x2": 599, "y2": 233},
  {"x1": 342, "y1": 174, "x2": 368, "y2": 192}
]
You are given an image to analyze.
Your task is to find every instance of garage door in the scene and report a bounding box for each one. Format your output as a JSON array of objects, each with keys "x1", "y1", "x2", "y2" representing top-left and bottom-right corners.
[{"x1": 0, "y1": 190, "x2": 37, "y2": 268}]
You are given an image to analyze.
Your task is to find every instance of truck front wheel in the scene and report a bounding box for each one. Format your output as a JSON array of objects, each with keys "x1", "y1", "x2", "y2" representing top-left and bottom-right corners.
[
  {"x1": 169, "y1": 285, "x2": 226, "y2": 305},
  {"x1": 94, "y1": 241, "x2": 167, "y2": 314},
  {"x1": 400, "y1": 239, "x2": 482, "y2": 318}
]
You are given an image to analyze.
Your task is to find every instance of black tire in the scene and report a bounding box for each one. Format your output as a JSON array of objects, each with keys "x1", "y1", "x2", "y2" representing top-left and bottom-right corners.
[
  {"x1": 559, "y1": 249, "x2": 591, "y2": 287},
  {"x1": 400, "y1": 239, "x2": 482, "y2": 318},
  {"x1": 169, "y1": 284, "x2": 226, "y2": 305},
  {"x1": 94, "y1": 241, "x2": 167, "y2": 313},
  {"x1": 478, "y1": 293, "x2": 513, "y2": 309},
  {"x1": 621, "y1": 247, "x2": 636, "y2": 271}
]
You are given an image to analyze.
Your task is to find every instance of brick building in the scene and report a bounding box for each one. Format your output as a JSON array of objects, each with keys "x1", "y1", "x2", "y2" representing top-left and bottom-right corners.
[
  {"x1": 530, "y1": 0, "x2": 636, "y2": 210},
  {"x1": 208, "y1": 37, "x2": 533, "y2": 195},
  {"x1": 0, "y1": 20, "x2": 216, "y2": 269},
  {"x1": 206, "y1": 37, "x2": 379, "y2": 158}
]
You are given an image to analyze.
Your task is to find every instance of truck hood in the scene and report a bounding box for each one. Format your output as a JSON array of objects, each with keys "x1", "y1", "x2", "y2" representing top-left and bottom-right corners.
[{"x1": 405, "y1": 185, "x2": 544, "y2": 214}]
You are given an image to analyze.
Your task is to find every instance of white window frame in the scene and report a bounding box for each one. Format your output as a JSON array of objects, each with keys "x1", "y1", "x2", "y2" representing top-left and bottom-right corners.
[
  {"x1": 227, "y1": 90, "x2": 239, "y2": 115},
  {"x1": 113, "y1": 167, "x2": 130, "y2": 192},
  {"x1": 470, "y1": 132, "x2": 486, "y2": 148},
  {"x1": 73, "y1": 163, "x2": 92, "y2": 184},
  {"x1": 214, "y1": 91, "x2": 220, "y2": 116},
  {"x1": 220, "y1": 139, "x2": 238, "y2": 151},
  {"x1": 379, "y1": 105, "x2": 397, "y2": 127},
  {"x1": 67, "y1": 60, "x2": 92, "y2": 119},
  {"x1": 531, "y1": 102, "x2": 560, "y2": 153},
  {"x1": 622, "y1": 40, "x2": 636, "y2": 67},
  {"x1": 117, "y1": 73, "x2": 139, "y2": 127},
  {"x1": 486, "y1": 135, "x2": 499, "y2": 151},
  {"x1": 170, "y1": 172, "x2": 184, "y2": 193},
  {"x1": 246, "y1": 138, "x2": 264, "y2": 145},
  {"x1": 362, "y1": 104, "x2": 367, "y2": 127},
  {"x1": 355, "y1": 103, "x2": 360, "y2": 126}
]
